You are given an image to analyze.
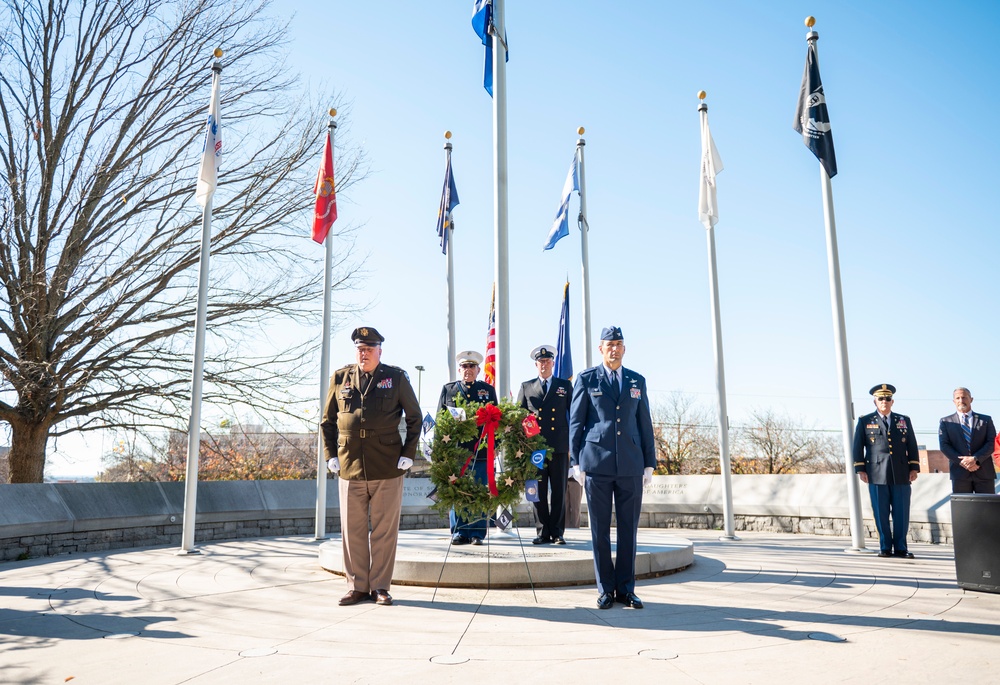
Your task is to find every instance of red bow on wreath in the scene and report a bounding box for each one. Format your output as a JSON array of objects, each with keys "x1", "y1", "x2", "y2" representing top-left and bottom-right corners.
[{"x1": 476, "y1": 404, "x2": 503, "y2": 496}]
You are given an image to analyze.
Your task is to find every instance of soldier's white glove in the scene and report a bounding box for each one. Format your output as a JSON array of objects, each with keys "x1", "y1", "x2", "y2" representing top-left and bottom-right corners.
[
  {"x1": 571, "y1": 465, "x2": 585, "y2": 485},
  {"x1": 398, "y1": 457, "x2": 413, "y2": 471},
  {"x1": 327, "y1": 457, "x2": 340, "y2": 474},
  {"x1": 642, "y1": 467, "x2": 654, "y2": 487}
]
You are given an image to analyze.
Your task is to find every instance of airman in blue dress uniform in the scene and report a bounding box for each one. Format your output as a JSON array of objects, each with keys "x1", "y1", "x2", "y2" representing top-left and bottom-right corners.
[{"x1": 569, "y1": 326, "x2": 656, "y2": 609}]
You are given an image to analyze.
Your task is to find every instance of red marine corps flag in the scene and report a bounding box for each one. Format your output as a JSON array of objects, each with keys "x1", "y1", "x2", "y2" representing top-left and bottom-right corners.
[{"x1": 312, "y1": 130, "x2": 337, "y2": 243}]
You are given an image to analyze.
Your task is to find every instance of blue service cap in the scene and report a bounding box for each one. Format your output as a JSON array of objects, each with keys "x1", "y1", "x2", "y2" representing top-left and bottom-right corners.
[{"x1": 600, "y1": 326, "x2": 623, "y2": 341}]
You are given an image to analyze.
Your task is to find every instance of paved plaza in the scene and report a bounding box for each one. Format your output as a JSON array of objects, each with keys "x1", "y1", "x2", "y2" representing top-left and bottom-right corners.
[{"x1": 1, "y1": 529, "x2": 998, "y2": 684}]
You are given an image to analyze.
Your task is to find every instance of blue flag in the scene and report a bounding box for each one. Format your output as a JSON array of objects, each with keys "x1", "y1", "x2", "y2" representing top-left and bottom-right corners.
[
  {"x1": 544, "y1": 155, "x2": 579, "y2": 250},
  {"x1": 554, "y1": 281, "x2": 573, "y2": 380},
  {"x1": 472, "y1": 0, "x2": 508, "y2": 97},
  {"x1": 794, "y1": 41, "x2": 837, "y2": 178},
  {"x1": 436, "y1": 155, "x2": 459, "y2": 254}
]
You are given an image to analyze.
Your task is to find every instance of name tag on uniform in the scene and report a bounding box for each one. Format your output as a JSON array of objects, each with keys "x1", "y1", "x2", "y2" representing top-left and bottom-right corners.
[
  {"x1": 591, "y1": 389, "x2": 603, "y2": 396},
  {"x1": 630, "y1": 388, "x2": 641, "y2": 399}
]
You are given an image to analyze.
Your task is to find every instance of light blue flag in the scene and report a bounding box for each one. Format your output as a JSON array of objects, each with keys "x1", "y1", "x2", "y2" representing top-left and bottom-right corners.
[{"x1": 543, "y1": 155, "x2": 579, "y2": 250}]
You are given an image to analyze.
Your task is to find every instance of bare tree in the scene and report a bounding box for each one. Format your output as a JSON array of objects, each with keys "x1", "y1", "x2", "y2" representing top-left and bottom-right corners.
[
  {"x1": 733, "y1": 408, "x2": 840, "y2": 474},
  {"x1": 651, "y1": 392, "x2": 719, "y2": 475},
  {"x1": 0, "y1": 0, "x2": 368, "y2": 482},
  {"x1": 98, "y1": 420, "x2": 319, "y2": 482}
]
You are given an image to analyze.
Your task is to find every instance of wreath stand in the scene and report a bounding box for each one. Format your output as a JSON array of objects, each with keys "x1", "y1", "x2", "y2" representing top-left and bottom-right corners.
[
  {"x1": 430, "y1": 508, "x2": 539, "y2": 604},
  {"x1": 426, "y1": 399, "x2": 550, "y2": 603}
]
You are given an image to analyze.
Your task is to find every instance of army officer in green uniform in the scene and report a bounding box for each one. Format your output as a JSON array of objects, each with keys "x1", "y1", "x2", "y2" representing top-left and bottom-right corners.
[{"x1": 321, "y1": 326, "x2": 421, "y2": 606}]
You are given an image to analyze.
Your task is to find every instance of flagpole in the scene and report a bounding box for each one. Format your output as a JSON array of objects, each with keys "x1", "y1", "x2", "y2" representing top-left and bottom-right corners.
[
  {"x1": 444, "y1": 131, "x2": 458, "y2": 383},
  {"x1": 698, "y1": 93, "x2": 737, "y2": 541},
  {"x1": 314, "y1": 109, "x2": 337, "y2": 541},
  {"x1": 805, "y1": 17, "x2": 867, "y2": 552},
  {"x1": 492, "y1": 0, "x2": 510, "y2": 399},
  {"x1": 575, "y1": 127, "x2": 593, "y2": 369},
  {"x1": 180, "y1": 51, "x2": 223, "y2": 554}
]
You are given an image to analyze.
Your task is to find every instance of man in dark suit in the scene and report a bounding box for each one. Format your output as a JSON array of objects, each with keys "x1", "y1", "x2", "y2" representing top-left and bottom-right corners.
[
  {"x1": 938, "y1": 387, "x2": 997, "y2": 494},
  {"x1": 852, "y1": 384, "x2": 920, "y2": 559},
  {"x1": 437, "y1": 350, "x2": 498, "y2": 545},
  {"x1": 569, "y1": 326, "x2": 655, "y2": 609},
  {"x1": 517, "y1": 345, "x2": 573, "y2": 545},
  {"x1": 321, "y1": 326, "x2": 421, "y2": 606}
]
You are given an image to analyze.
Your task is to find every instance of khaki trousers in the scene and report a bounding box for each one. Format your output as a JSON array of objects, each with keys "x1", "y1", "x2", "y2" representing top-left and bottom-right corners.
[{"x1": 339, "y1": 476, "x2": 403, "y2": 592}]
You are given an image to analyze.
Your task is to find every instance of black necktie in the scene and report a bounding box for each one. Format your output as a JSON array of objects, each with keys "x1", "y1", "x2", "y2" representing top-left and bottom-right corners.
[
  {"x1": 542, "y1": 380, "x2": 548, "y2": 395},
  {"x1": 882, "y1": 415, "x2": 889, "y2": 433},
  {"x1": 611, "y1": 371, "x2": 620, "y2": 398},
  {"x1": 362, "y1": 373, "x2": 372, "y2": 392}
]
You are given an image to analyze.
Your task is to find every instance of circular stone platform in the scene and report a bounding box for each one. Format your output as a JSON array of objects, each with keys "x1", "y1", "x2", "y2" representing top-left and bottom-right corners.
[{"x1": 318, "y1": 528, "x2": 694, "y2": 588}]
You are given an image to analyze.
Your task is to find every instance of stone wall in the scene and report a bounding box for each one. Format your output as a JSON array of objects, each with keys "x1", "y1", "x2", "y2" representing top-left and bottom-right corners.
[{"x1": 0, "y1": 473, "x2": 970, "y2": 560}]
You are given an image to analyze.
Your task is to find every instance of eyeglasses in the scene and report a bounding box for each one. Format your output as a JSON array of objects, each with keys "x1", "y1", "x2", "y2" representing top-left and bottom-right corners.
[
  {"x1": 876, "y1": 397, "x2": 893, "y2": 402},
  {"x1": 459, "y1": 363, "x2": 479, "y2": 369}
]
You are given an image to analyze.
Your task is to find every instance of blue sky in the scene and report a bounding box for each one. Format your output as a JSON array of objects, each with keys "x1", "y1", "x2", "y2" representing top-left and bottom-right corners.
[{"x1": 47, "y1": 1, "x2": 1000, "y2": 475}]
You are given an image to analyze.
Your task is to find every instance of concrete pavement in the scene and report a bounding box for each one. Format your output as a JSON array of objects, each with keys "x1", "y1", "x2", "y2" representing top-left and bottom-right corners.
[{"x1": 1, "y1": 529, "x2": 997, "y2": 684}]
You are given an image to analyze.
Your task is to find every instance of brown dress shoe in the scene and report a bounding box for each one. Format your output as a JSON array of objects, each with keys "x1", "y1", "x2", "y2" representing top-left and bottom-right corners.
[
  {"x1": 371, "y1": 589, "x2": 393, "y2": 606},
  {"x1": 339, "y1": 590, "x2": 371, "y2": 606}
]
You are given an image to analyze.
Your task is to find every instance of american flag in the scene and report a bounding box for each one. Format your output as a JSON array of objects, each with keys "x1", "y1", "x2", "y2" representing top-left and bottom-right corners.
[{"x1": 484, "y1": 284, "x2": 496, "y2": 387}]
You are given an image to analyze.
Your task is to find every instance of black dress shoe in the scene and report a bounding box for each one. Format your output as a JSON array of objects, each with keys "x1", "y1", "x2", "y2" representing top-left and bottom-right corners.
[
  {"x1": 451, "y1": 534, "x2": 470, "y2": 545},
  {"x1": 371, "y1": 589, "x2": 393, "y2": 606},
  {"x1": 894, "y1": 551, "x2": 915, "y2": 559},
  {"x1": 532, "y1": 535, "x2": 551, "y2": 545},
  {"x1": 339, "y1": 590, "x2": 372, "y2": 606},
  {"x1": 553, "y1": 536, "x2": 566, "y2": 545},
  {"x1": 470, "y1": 537, "x2": 483, "y2": 546},
  {"x1": 597, "y1": 592, "x2": 615, "y2": 610},
  {"x1": 616, "y1": 592, "x2": 644, "y2": 609},
  {"x1": 877, "y1": 551, "x2": 892, "y2": 558}
]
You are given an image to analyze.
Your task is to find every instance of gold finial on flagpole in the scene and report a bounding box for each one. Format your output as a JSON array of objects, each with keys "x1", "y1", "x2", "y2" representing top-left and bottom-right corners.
[
  {"x1": 444, "y1": 130, "x2": 452, "y2": 140},
  {"x1": 213, "y1": 48, "x2": 223, "y2": 58},
  {"x1": 698, "y1": 90, "x2": 707, "y2": 100},
  {"x1": 329, "y1": 108, "x2": 337, "y2": 118},
  {"x1": 805, "y1": 16, "x2": 816, "y2": 28},
  {"x1": 577, "y1": 126, "x2": 585, "y2": 135}
]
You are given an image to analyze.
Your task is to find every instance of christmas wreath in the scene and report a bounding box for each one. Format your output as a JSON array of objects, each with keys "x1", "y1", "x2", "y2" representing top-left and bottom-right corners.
[{"x1": 428, "y1": 397, "x2": 550, "y2": 521}]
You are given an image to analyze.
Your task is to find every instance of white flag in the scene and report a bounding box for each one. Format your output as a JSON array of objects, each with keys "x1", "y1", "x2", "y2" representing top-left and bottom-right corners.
[
  {"x1": 698, "y1": 111, "x2": 723, "y2": 230},
  {"x1": 195, "y1": 71, "x2": 222, "y2": 207}
]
